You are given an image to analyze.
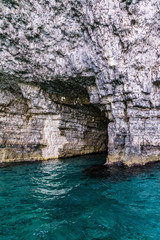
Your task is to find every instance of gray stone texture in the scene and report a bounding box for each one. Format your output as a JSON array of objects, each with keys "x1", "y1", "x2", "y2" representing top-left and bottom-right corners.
[{"x1": 0, "y1": 0, "x2": 160, "y2": 164}]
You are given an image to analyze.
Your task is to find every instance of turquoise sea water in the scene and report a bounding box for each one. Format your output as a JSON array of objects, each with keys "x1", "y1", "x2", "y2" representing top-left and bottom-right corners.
[{"x1": 1, "y1": 154, "x2": 160, "y2": 240}]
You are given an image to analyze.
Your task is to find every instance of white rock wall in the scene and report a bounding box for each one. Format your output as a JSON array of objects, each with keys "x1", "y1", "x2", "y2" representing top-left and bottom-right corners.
[{"x1": 0, "y1": 0, "x2": 160, "y2": 164}]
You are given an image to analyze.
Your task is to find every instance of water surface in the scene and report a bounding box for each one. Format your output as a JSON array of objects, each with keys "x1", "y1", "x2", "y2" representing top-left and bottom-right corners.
[{"x1": 0, "y1": 154, "x2": 160, "y2": 240}]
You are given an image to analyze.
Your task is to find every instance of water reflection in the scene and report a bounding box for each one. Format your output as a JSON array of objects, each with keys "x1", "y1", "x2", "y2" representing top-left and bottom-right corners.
[{"x1": 0, "y1": 154, "x2": 160, "y2": 239}]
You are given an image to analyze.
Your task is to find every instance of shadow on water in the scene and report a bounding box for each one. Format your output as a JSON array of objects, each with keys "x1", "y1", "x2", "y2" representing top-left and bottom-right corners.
[
  {"x1": 1, "y1": 153, "x2": 160, "y2": 239},
  {"x1": 83, "y1": 160, "x2": 160, "y2": 181}
]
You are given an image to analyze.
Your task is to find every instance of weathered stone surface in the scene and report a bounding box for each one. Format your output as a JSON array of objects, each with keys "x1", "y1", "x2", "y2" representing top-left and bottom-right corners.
[
  {"x1": 0, "y1": 82, "x2": 107, "y2": 162},
  {"x1": 0, "y1": 0, "x2": 160, "y2": 164}
]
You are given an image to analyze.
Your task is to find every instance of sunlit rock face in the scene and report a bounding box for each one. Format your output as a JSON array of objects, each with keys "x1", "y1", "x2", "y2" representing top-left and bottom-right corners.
[{"x1": 0, "y1": 0, "x2": 160, "y2": 164}]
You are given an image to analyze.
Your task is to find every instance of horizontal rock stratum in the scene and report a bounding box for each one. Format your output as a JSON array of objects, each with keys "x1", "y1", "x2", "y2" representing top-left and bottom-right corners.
[{"x1": 0, "y1": 0, "x2": 160, "y2": 165}]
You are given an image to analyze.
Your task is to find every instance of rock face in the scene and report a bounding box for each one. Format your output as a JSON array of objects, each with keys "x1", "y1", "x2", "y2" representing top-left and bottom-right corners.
[{"x1": 0, "y1": 0, "x2": 160, "y2": 164}]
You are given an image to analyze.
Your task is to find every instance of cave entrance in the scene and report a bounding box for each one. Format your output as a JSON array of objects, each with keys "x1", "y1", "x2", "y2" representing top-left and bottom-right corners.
[{"x1": 0, "y1": 78, "x2": 108, "y2": 162}]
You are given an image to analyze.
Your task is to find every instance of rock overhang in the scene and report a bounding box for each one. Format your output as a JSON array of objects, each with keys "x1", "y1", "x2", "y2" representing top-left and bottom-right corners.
[{"x1": 0, "y1": 0, "x2": 160, "y2": 164}]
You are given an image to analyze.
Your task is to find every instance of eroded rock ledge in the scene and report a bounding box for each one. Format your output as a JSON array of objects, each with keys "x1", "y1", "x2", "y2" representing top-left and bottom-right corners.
[
  {"x1": 0, "y1": 0, "x2": 160, "y2": 164},
  {"x1": 0, "y1": 79, "x2": 107, "y2": 162}
]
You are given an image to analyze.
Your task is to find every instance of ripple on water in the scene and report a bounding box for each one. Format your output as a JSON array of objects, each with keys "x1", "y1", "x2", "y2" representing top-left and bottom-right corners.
[{"x1": 0, "y1": 154, "x2": 160, "y2": 240}]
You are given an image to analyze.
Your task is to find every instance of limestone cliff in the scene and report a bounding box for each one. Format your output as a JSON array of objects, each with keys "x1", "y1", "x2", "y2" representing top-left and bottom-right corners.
[{"x1": 0, "y1": 0, "x2": 160, "y2": 165}]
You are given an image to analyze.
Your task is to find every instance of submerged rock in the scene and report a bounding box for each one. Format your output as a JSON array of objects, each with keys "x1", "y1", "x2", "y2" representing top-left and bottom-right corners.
[
  {"x1": 84, "y1": 160, "x2": 160, "y2": 179},
  {"x1": 84, "y1": 162, "x2": 127, "y2": 179}
]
